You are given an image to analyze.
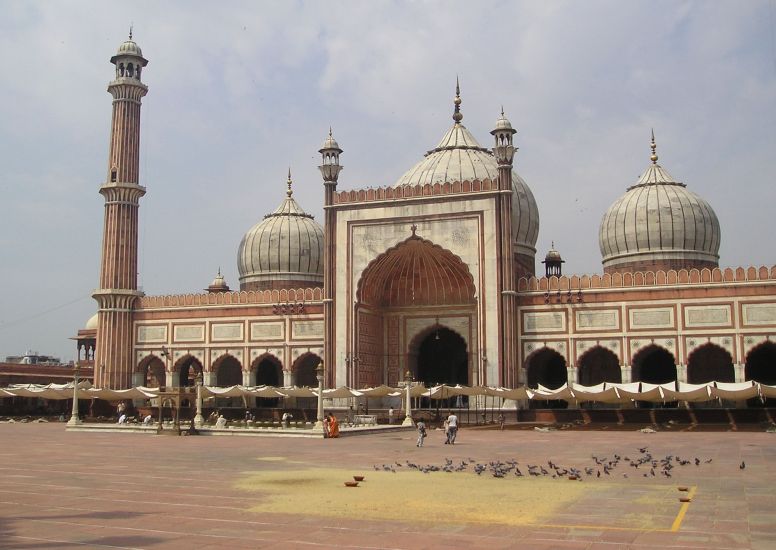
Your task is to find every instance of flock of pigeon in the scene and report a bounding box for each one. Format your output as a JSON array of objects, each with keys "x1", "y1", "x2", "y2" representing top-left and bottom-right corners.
[{"x1": 373, "y1": 447, "x2": 745, "y2": 480}]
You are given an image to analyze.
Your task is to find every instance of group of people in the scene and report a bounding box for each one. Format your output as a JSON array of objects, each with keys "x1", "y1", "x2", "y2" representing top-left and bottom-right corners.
[
  {"x1": 323, "y1": 413, "x2": 339, "y2": 438},
  {"x1": 416, "y1": 412, "x2": 458, "y2": 447}
]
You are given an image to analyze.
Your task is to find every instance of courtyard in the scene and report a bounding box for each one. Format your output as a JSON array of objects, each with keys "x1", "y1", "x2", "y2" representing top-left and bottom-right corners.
[{"x1": 0, "y1": 423, "x2": 773, "y2": 549}]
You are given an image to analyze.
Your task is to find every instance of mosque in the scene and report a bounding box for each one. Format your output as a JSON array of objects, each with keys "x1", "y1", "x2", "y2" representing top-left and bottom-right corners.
[{"x1": 78, "y1": 35, "x2": 776, "y2": 402}]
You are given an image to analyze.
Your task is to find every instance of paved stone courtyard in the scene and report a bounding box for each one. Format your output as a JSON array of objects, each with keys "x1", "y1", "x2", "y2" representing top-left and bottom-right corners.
[{"x1": 0, "y1": 423, "x2": 774, "y2": 549}]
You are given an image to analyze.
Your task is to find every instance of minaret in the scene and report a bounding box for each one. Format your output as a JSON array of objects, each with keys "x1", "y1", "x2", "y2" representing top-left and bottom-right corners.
[
  {"x1": 93, "y1": 32, "x2": 149, "y2": 389},
  {"x1": 319, "y1": 129, "x2": 343, "y2": 388},
  {"x1": 491, "y1": 108, "x2": 518, "y2": 387}
]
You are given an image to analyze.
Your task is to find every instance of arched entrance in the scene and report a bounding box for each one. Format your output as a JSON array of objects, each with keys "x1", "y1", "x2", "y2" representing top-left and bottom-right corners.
[
  {"x1": 577, "y1": 346, "x2": 621, "y2": 386},
  {"x1": 745, "y1": 341, "x2": 776, "y2": 385},
  {"x1": 177, "y1": 356, "x2": 203, "y2": 388},
  {"x1": 356, "y1": 232, "x2": 477, "y2": 388},
  {"x1": 254, "y1": 355, "x2": 283, "y2": 407},
  {"x1": 214, "y1": 355, "x2": 243, "y2": 409},
  {"x1": 632, "y1": 345, "x2": 676, "y2": 385},
  {"x1": 136, "y1": 355, "x2": 166, "y2": 388},
  {"x1": 745, "y1": 342, "x2": 776, "y2": 406},
  {"x1": 144, "y1": 357, "x2": 166, "y2": 388},
  {"x1": 412, "y1": 327, "x2": 468, "y2": 387},
  {"x1": 294, "y1": 353, "x2": 321, "y2": 387},
  {"x1": 293, "y1": 353, "x2": 321, "y2": 410},
  {"x1": 687, "y1": 343, "x2": 734, "y2": 383},
  {"x1": 525, "y1": 348, "x2": 568, "y2": 409},
  {"x1": 632, "y1": 345, "x2": 677, "y2": 408}
]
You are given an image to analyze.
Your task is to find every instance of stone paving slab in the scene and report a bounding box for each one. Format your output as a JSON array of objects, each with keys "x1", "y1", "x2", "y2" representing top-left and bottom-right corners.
[{"x1": 0, "y1": 424, "x2": 774, "y2": 549}]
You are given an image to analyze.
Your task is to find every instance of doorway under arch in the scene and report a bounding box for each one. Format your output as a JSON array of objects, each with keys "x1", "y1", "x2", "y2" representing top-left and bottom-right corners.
[
  {"x1": 577, "y1": 346, "x2": 621, "y2": 386},
  {"x1": 632, "y1": 345, "x2": 677, "y2": 385},
  {"x1": 745, "y1": 341, "x2": 776, "y2": 385},
  {"x1": 525, "y1": 348, "x2": 568, "y2": 409},
  {"x1": 254, "y1": 355, "x2": 283, "y2": 407},
  {"x1": 177, "y1": 356, "x2": 203, "y2": 388},
  {"x1": 294, "y1": 353, "x2": 321, "y2": 388},
  {"x1": 214, "y1": 355, "x2": 244, "y2": 408},
  {"x1": 687, "y1": 343, "x2": 734, "y2": 384},
  {"x1": 411, "y1": 327, "x2": 468, "y2": 387}
]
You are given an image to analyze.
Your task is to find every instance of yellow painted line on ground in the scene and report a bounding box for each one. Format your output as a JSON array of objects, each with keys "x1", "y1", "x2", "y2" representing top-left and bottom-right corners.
[
  {"x1": 534, "y1": 522, "x2": 670, "y2": 533},
  {"x1": 670, "y1": 485, "x2": 697, "y2": 532}
]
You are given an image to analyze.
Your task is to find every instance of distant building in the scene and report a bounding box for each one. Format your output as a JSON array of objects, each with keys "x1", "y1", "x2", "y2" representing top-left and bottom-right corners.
[{"x1": 4, "y1": 351, "x2": 63, "y2": 365}]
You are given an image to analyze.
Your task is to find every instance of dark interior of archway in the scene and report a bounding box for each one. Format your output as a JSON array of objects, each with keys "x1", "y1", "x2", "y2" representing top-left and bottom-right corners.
[
  {"x1": 255, "y1": 358, "x2": 282, "y2": 406},
  {"x1": 256, "y1": 359, "x2": 281, "y2": 386},
  {"x1": 525, "y1": 348, "x2": 568, "y2": 409},
  {"x1": 745, "y1": 342, "x2": 776, "y2": 385},
  {"x1": 179, "y1": 359, "x2": 202, "y2": 387},
  {"x1": 416, "y1": 328, "x2": 468, "y2": 386},
  {"x1": 687, "y1": 344, "x2": 734, "y2": 384},
  {"x1": 577, "y1": 347, "x2": 621, "y2": 386},
  {"x1": 145, "y1": 359, "x2": 166, "y2": 387},
  {"x1": 216, "y1": 357, "x2": 243, "y2": 387},
  {"x1": 633, "y1": 347, "x2": 676, "y2": 385},
  {"x1": 295, "y1": 355, "x2": 320, "y2": 387},
  {"x1": 526, "y1": 348, "x2": 567, "y2": 390}
]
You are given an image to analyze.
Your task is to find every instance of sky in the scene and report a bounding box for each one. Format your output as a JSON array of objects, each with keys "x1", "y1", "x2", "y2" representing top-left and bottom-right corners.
[{"x1": 0, "y1": 0, "x2": 774, "y2": 363}]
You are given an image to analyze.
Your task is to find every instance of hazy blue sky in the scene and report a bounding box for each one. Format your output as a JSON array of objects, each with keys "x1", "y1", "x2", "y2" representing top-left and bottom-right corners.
[{"x1": 1, "y1": 1, "x2": 774, "y2": 362}]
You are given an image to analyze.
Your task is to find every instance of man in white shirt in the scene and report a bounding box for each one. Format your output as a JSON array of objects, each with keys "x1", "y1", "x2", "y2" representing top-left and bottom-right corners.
[{"x1": 446, "y1": 413, "x2": 458, "y2": 444}]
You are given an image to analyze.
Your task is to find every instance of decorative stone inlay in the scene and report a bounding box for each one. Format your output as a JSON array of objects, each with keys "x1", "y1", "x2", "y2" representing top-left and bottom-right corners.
[{"x1": 137, "y1": 325, "x2": 167, "y2": 343}]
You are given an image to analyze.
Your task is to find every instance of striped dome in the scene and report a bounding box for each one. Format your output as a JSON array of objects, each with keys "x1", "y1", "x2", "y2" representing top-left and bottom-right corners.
[
  {"x1": 599, "y1": 141, "x2": 720, "y2": 272},
  {"x1": 237, "y1": 175, "x2": 323, "y2": 290}
]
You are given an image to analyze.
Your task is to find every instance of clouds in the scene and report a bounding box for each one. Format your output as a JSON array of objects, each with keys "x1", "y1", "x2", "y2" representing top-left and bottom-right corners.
[{"x1": 0, "y1": 0, "x2": 774, "y2": 361}]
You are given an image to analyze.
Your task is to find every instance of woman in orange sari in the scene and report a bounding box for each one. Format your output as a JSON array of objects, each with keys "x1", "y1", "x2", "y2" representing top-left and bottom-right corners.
[{"x1": 327, "y1": 413, "x2": 340, "y2": 438}]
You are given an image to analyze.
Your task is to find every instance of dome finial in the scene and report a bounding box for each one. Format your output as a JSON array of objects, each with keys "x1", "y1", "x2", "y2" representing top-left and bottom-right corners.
[
  {"x1": 129, "y1": 24, "x2": 133, "y2": 41},
  {"x1": 286, "y1": 167, "x2": 293, "y2": 197},
  {"x1": 650, "y1": 128, "x2": 658, "y2": 165},
  {"x1": 452, "y1": 76, "x2": 463, "y2": 123}
]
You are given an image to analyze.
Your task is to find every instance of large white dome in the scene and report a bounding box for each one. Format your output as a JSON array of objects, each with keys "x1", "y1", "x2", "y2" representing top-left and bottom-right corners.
[
  {"x1": 393, "y1": 107, "x2": 539, "y2": 263},
  {"x1": 599, "y1": 138, "x2": 720, "y2": 273},
  {"x1": 237, "y1": 175, "x2": 324, "y2": 290}
]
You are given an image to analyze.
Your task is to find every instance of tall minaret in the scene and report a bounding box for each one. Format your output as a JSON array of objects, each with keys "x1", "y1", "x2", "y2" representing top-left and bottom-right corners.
[
  {"x1": 319, "y1": 129, "x2": 343, "y2": 388},
  {"x1": 93, "y1": 32, "x2": 148, "y2": 389},
  {"x1": 491, "y1": 109, "x2": 518, "y2": 387}
]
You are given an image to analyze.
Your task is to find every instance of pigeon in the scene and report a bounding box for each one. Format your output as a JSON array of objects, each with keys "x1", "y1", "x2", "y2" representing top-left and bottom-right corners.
[{"x1": 740, "y1": 461, "x2": 746, "y2": 470}]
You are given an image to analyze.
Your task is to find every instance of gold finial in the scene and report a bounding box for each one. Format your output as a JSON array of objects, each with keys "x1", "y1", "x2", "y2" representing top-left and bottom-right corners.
[
  {"x1": 286, "y1": 167, "x2": 293, "y2": 196},
  {"x1": 453, "y1": 76, "x2": 463, "y2": 123},
  {"x1": 410, "y1": 223, "x2": 418, "y2": 236},
  {"x1": 650, "y1": 128, "x2": 658, "y2": 165}
]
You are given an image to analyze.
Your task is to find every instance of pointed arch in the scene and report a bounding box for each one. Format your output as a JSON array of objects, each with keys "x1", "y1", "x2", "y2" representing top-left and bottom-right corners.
[
  {"x1": 745, "y1": 341, "x2": 776, "y2": 385},
  {"x1": 632, "y1": 344, "x2": 676, "y2": 385},
  {"x1": 524, "y1": 347, "x2": 568, "y2": 390},
  {"x1": 407, "y1": 325, "x2": 469, "y2": 386},
  {"x1": 213, "y1": 354, "x2": 243, "y2": 387},
  {"x1": 292, "y1": 352, "x2": 322, "y2": 387},
  {"x1": 686, "y1": 343, "x2": 734, "y2": 383},
  {"x1": 577, "y1": 346, "x2": 621, "y2": 386},
  {"x1": 174, "y1": 355, "x2": 203, "y2": 388},
  {"x1": 136, "y1": 354, "x2": 166, "y2": 387},
  {"x1": 357, "y1": 234, "x2": 476, "y2": 307}
]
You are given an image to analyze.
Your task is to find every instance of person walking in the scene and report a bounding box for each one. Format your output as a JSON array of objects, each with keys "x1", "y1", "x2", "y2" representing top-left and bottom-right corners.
[
  {"x1": 388, "y1": 407, "x2": 394, "y2": 425},
  {"x1": 446, "y1": 412, "x2": 458, "y2": 444},
  {"x1": 416, "y1": 419, "x2": 427, "y2": 447},
  {"x1": 498, "y1": 413, "x2": 505, "y2": 431},
  {"x1": 443, "y1": 418, "x2": 450, "y2": 444}
]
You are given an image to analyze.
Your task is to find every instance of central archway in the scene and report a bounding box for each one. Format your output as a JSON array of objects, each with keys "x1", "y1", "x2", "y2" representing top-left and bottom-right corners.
[
  {"x1": 632, "y1": 345, "x2": 676, "y2": 385},
  {"x1": 356, "y1": 232, "x2": 478, "y2": 387},
  {"x1": 577, "y1": 346, "x2": 621, "y2": 386},
  {"x1": 687, "y1": 343, "x2": 734, "y2": 383},
  {"x1": 412, "y1": 327, "x2": 468, "y2": 387}
]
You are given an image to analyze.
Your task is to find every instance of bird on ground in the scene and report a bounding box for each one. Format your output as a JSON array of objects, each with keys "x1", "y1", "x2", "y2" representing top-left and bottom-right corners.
[{"x1": 740, "y1": 461, "x2": 746, "y2": 470}]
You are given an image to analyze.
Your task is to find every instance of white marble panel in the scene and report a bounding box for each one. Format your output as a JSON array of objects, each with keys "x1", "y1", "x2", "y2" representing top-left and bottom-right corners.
[
  {"x1": 576, "y1": 310, "x2": 618, "y2": 330},
  {"x1": 629, "y1": 308, "x2": 673, "y2": 329},
  {"x1": 211, "y1": 323, "x2": 244, "y2": 342},
  {"x1": 524, "y1": 312, "x2": 565, "y2": 333},
  {"x1": 174, "y1": 324, "x2": 205, "y2": 342},
  {"x1": 137, "y1": 325, "x2": 167, "y2": 344},
  {"x1": 684, "y1": 306, "x2": 731, "y2": 327},
  {"x1": 743, "y1": 304, "x2": 776, "y2": 326},
  {"x1": 251, "y1": 321, "x2": 284, "y2": 340},
  {"x1": 292, "y1": 320, "x2": 324, "y2": 339}
]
